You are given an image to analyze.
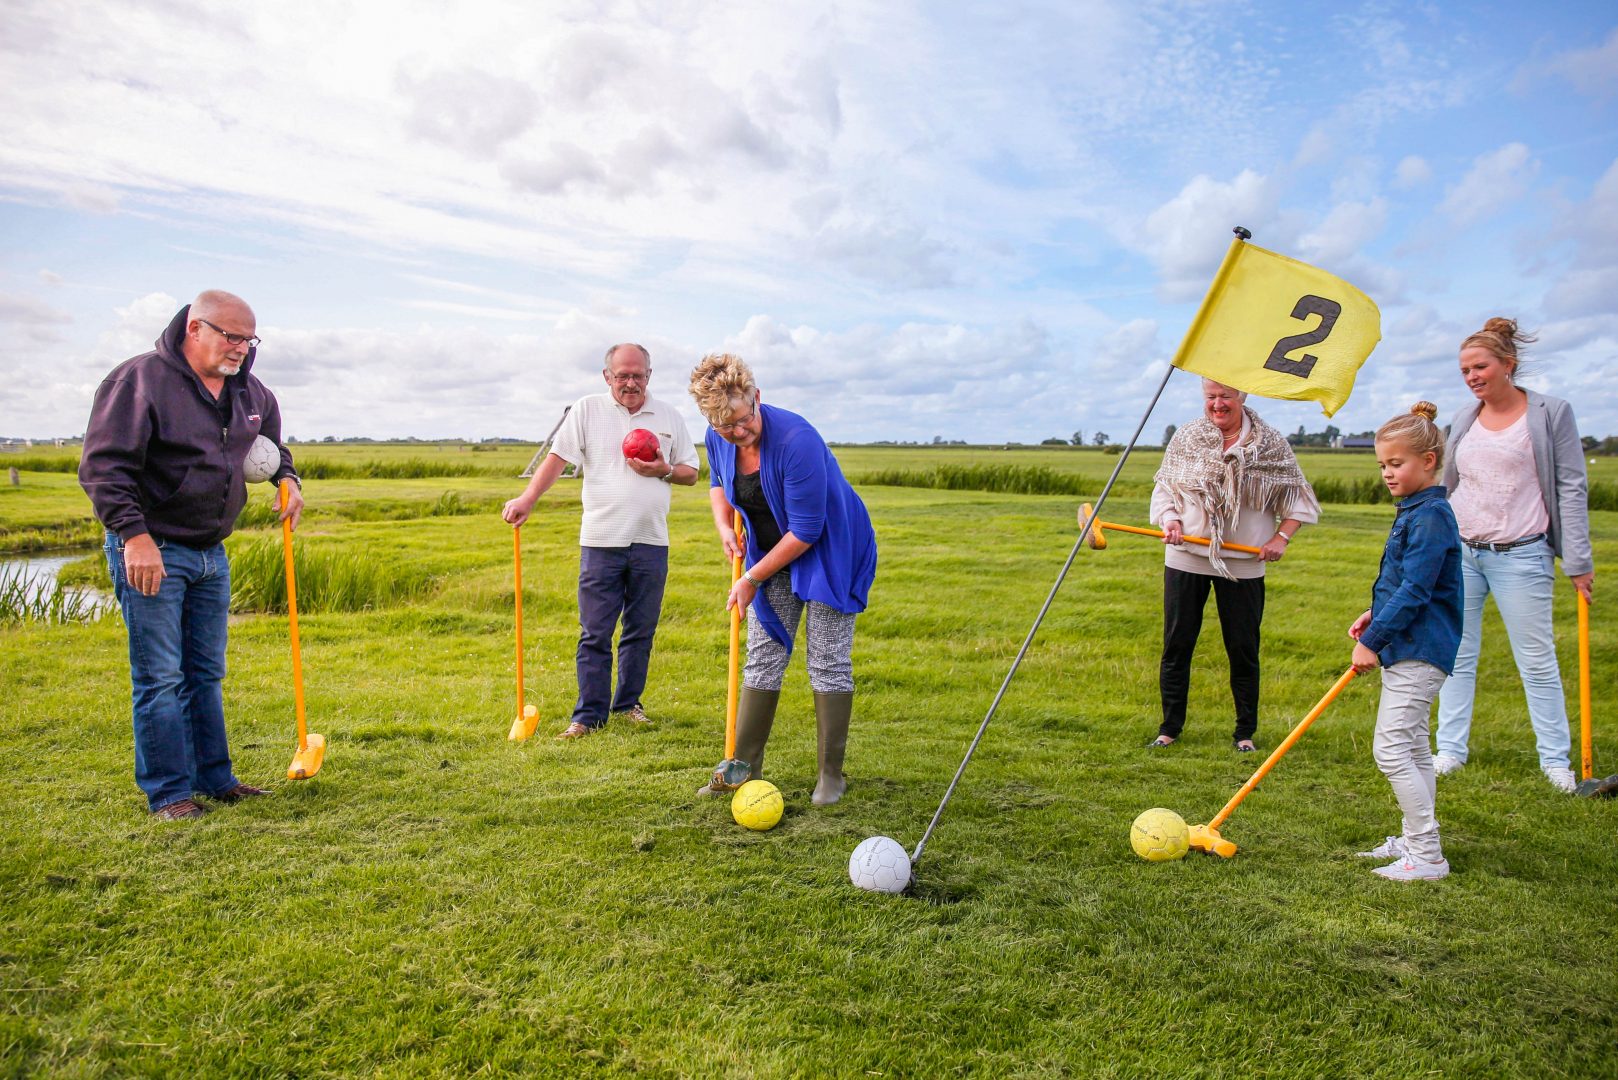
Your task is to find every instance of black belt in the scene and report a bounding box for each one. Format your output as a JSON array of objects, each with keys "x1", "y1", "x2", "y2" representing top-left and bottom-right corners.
[{"x1": 1463, "y1": 533, "x2": 1545, "y2": 553}]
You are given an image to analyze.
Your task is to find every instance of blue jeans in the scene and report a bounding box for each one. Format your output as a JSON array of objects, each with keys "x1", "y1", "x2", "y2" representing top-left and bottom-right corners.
[
  {"x1": 1435, "y1": 538, "x2": 1571, "y2": 770},
  {"x1": 572, "y1": 544, "x2": 668, "y2": 729},
  {"x1": 106, "y1": 533, "x2": 239, "y2": 810}
]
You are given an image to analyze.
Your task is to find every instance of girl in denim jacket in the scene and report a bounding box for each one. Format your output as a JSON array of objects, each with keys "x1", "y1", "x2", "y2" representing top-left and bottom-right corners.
[{"x1": 1347, "y1": 403, "x2": 1464, "y2": 881}]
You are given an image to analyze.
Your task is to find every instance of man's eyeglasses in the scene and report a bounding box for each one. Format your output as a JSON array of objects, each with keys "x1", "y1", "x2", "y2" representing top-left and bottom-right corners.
[
  {"x1": 199, "y1": 319, "x2": 261, "y2": 349},
  {"x1": 607, "y1": 372, "x2": 650, "y2": 384},
  {"x1": 713, "y1": 394, "x2": 758, "y2": 434}
]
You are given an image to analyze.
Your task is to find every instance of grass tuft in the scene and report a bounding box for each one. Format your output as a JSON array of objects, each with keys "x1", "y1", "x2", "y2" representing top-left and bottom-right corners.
[{"x1": 226, "y1": 535, "x2": 436, "y2": 613}]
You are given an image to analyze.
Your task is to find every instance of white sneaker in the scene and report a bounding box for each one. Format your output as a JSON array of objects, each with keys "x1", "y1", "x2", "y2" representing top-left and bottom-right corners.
[
  {"x1": 1373, "y1": 855, "x2": 1449, "y2": 881},
  {"x1": 1356, "y1": 835, "x2": 1407, "y2": 859},
  {"x1": 1433, "y1": 752, "x2": 1465, "y2": 776},
  {"x1": 1543, "y1": 766, "x2": 1576, "y2": 794}
]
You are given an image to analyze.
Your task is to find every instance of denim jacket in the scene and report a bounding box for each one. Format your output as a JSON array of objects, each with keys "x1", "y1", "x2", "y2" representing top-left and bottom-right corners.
[{"x1": 1360, "y1": 485, "x2": 1463, "y2": 674}]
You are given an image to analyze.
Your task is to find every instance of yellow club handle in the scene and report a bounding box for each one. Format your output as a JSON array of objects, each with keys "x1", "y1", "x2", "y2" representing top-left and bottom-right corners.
[
  {"x1": 1580, "y1": 591, "x2": 1592, "y2": 781},
  {"x1": 1208, "y1": 667, "x2": 1358, "y2": 830},
  {"x1": 725, "y1": 509, "x2": 744, "y2": 760},
  {"x1": 280, "y1": 480, "x2": 307, "y2": 752},
  {"x1": 514, "y1": 525, "x2": 525, "y2": 720}
]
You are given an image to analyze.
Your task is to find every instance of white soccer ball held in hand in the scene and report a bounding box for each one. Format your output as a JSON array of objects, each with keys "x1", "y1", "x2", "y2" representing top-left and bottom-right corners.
[{"x1": 243, "y1": 435, "x2": 281, "y2": 484}]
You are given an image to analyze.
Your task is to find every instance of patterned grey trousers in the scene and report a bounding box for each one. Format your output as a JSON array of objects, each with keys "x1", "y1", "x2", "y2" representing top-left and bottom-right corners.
[{"x1": 745, "y1": 572, "x2": 857, "y2": 693}]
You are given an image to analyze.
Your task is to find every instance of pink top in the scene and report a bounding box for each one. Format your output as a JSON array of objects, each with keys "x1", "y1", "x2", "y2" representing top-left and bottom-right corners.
[{"x1": 1449, "y1": 413, "x2": 1548, "y2": 543}]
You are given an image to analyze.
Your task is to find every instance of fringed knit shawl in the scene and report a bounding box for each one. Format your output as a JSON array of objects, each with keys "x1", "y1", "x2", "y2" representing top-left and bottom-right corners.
[{"x1": 1154, "y1": 407, "x2": 1312, "y2": 578}]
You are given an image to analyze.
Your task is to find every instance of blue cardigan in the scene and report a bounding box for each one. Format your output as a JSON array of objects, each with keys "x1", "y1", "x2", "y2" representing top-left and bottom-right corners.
[
  {"x1": 1359, "y1": 485, "x2": 1463, "y2": 674},
  {"x1": 707, "y1": 403, "x2": 878, "y2": 651}
]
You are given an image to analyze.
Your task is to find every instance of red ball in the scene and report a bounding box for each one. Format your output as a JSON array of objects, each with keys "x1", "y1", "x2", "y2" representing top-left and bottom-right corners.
[{"x1": 622, "y1": 428, "x2": 660, "y2": 462}]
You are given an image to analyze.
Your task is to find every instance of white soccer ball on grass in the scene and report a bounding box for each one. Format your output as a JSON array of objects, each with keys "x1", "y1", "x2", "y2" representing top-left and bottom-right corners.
[{"x1": 849, "y1": 835, "x2": 911, "y2": 894}]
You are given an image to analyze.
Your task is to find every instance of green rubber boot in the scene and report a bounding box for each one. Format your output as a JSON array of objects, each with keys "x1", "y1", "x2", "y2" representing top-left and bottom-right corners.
[
  {"x1": 811, "y1": 691, "x2": 852, "y2": 806},
  {"x1": 696, "y1": 687, "x2": 779, "y2": 796}
]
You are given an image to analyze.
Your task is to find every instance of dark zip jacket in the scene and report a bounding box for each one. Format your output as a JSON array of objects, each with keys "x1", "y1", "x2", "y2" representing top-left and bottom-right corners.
[{"x1": 79, "y1": 305, "x2": 297, "y2": 548}]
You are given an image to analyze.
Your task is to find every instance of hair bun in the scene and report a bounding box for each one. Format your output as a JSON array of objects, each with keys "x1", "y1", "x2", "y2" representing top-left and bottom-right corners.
[
  {"x1": 1410, "y1": 401, "x2": 1438, "y2": 422},
  {"x1": 1482, "y1": 316, "x2": 1517, "y2": 336}
]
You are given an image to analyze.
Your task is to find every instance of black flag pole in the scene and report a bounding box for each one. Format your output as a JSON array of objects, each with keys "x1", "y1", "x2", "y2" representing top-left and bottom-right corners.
[{"x1": 908, "y1": 226, "x2": 1254, "y2": 872}]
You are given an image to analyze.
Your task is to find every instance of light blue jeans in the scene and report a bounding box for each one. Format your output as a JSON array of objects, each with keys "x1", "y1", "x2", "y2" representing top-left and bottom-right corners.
[
  {"x1": 106, "y1": 533, "x2": 239, "y2": 810},
  {"x1": 1435, "y1": 538, "x2": 1571, "y2": 770}
]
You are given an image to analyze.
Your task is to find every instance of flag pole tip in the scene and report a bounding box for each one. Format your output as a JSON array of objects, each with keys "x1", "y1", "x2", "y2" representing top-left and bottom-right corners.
[{"x1": 1233, "y1": 226, "x2": 1252, "y2": 240}]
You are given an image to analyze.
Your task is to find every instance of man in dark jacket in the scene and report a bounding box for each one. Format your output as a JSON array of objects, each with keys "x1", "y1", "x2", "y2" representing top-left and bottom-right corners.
[{"x1": 80, "y1": 290, "x2": 303, "y2": 820}]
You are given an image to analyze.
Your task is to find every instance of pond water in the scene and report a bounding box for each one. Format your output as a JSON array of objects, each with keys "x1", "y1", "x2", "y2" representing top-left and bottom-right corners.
[{"x1": 0, "y1": 550, "x2": 113, "y2": 617}]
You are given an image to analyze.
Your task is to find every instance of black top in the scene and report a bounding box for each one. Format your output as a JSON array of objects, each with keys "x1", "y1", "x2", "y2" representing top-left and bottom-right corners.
[{"x1": 734, "y1": 468, "x2": 786, "y2": 553}]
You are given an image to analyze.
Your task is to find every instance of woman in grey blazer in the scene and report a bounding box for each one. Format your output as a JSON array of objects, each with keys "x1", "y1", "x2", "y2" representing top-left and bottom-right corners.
[{"x1": 1434, "y1": 318, "x2": 1594, "y2": 793}]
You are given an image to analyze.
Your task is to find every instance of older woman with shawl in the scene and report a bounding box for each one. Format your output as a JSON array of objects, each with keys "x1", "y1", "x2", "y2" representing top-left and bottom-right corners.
[{"x1": 1148, "y1": 379, "x2": 1320, "y2": 751}]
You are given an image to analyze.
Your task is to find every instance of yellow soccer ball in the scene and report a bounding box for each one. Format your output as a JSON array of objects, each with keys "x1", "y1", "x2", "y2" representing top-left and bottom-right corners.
[
  {"x1": 731, "y1": 779, "x2": 784, "y2": 831},
  {"x1": 1130, "y1": 807, "x2": 1189, "y2": 862}
]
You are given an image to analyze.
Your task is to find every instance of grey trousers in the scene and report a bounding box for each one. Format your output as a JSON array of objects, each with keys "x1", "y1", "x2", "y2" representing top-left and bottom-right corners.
[
  {"x1": 1374, "y1": 660, "x2": 1448, "y2": 863},
  {"x1": 744, "y1": 572, "x2": 856, "y2": 693}
]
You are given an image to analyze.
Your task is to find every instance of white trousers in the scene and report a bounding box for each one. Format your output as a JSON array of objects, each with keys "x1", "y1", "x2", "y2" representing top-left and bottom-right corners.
[{"x1": 1374, "y1": 661, "x2": 1448, "y2": 864}]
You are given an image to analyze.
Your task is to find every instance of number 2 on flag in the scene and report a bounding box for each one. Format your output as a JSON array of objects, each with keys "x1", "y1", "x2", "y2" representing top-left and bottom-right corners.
[{"x1": 1263, "y1": 295, "x2": 1342, "y2": 380}]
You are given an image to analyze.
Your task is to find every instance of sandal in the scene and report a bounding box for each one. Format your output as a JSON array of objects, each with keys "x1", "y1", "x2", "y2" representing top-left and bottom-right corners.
[
  {"x1": 1233, "y1": 739, "x2": 1257, "y2": 753},
  {"x1": 1148, "y1": 736, "x2": 1176, "y2": 748}
]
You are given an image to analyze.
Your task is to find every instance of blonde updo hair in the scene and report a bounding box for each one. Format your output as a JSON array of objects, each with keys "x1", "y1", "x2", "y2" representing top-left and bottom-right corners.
[
  {"x1": 689, "y1": 353, "x2": 757, "y2": 427},
  {"x1": 1461, "y1": 317, "x2": 1537, "y2": 383},
  {"x1": 1375, "y1": 401, "x2": 1445, "y2": 468}
]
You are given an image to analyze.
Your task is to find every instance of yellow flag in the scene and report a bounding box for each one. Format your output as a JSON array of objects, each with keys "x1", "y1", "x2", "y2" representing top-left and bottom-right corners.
[{"x1": 1171, "y1": 236, "x2": 1381, "y2": 417}]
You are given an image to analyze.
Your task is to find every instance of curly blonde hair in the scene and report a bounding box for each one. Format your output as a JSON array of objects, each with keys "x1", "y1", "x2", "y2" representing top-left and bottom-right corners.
[
  {"x1": 688, "y1": 353, "x2": 757, "y2": 427},
  {"x1": 1375, "y1": 401, "x2": 1446, "y2": 467},
  {"x1": 1461, "y1": 317, "x2": 1537, "y2": 383}
]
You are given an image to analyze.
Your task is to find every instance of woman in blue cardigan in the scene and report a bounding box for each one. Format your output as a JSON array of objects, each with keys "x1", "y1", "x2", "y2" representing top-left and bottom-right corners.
[{"x1": 689, "y1": 353, "x2": 878, "y2": 805}]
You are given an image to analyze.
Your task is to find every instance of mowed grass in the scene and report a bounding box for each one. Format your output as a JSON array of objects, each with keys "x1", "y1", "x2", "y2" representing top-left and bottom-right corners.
[{"x1": 1, "y1": 464, "x2": 1616, "y2": 1077}]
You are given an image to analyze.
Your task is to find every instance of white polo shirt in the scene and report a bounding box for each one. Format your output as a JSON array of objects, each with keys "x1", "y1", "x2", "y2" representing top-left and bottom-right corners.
[{"x1": 550, "y1": 392, "x2": 699, "y2": 548}]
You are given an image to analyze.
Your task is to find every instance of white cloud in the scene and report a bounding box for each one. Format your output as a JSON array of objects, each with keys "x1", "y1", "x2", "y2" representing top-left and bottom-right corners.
[
  {"x1": 1299, "y1": 199, "x2": 1388, "y2": 265},
  {"x1": 1142, "y1": 170, "x2": 1280, "y2": 301},
  {"x1": 0, "y1": 293, "x2": 72, "y2": 326},
  {"x1": 1535, "y1": 27, "x2": 1618, "y2": 99},
  {"x1": 1439, "y1": 143, "x2": 1538, "y2": 227},
  {"x1": 1393, "y1": 155, "x2": 1432, "y2": 188}
]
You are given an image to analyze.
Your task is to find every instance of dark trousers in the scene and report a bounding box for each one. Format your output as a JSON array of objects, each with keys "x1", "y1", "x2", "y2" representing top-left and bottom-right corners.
[
  {"x1": 1159, "y1": 566, "x2": 1265, "y2": 742},
  {"x1": 572, "y1": 544, "x2": 668, "y2": 729}
]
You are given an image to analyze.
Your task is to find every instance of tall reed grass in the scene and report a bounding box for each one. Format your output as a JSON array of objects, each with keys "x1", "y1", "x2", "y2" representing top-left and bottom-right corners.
[
  {"x1": 0, "y1": 520, "x2": 103, "y2": 555},
  {"x1": 856, "y1": 463, "x2": 1618, "y2": 508},
  {"x1": 226, "y1": 536, "x2": 435, "y2": 613},
  {"x1": 855, "y1": 464, "x2": 1144, "y2": 498},
  {"x1": 294, "y1": 458, "x2": 504, "y2": 479},
  {"x1": 0, "y1": 455, "x2": 80, "y2": 473},
  {"x1": 0, "y1": 564, "x2": 110, "y2": 624}
]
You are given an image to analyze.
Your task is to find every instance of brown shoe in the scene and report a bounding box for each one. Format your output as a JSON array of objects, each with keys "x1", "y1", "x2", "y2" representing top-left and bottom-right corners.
[
  {"x1": 209, "y1": 783, "x2": 269, "y2": 804},
  {"x1": 617, "y1": 704, "x2": 652, "y2": 725},
  {"x1": 151, "y1": 799, "x2": 208, "y2": 821},
  {"x1": 555, "y1": 722, "x2": 596, "y2": 740}
]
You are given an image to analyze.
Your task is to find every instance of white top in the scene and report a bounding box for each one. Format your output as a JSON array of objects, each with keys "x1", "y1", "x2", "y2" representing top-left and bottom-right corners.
[
  {"x1": 550, "y1": 392, "x2": 699, "y2": 548},
  {"x1": 1149, "y1": 413, "x2": 1321, "y2": 580},
  {"x1": 1449, "y1": 412, "x2": 1548, "y2": 543}
]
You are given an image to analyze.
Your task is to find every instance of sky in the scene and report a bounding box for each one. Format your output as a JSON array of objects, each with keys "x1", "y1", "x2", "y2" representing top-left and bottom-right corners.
[{"x1": 2, "y1": 0, "x2": 1616, "y2": 445}]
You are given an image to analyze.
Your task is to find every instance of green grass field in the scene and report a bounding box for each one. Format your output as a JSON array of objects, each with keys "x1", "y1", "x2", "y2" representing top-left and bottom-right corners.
[{"x1": 2, "y1": 449, "x2": 1615, "y2": 1077}]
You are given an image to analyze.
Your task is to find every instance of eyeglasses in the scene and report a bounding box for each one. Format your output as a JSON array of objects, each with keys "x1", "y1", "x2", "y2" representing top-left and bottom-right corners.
[
  {"x1": 713, "y1": 394, "x2": 758, "y2": 434},
  {"x1": 199, "y1": 319, "x2": 261, "y2": 348},
  {"x1": 607, "y1": 372, "x2": 650, "y2": 384}
]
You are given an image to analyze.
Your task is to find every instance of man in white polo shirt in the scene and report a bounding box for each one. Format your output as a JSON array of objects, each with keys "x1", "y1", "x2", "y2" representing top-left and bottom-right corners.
[{"x1": 502, "y1": 343, "x2": 700, "y2": 739}]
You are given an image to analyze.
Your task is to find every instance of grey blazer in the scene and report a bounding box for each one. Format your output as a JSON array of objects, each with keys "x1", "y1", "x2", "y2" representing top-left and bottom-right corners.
[{"x1": 1443, "y1": 390, "x2": 1593, "y2": 577}]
